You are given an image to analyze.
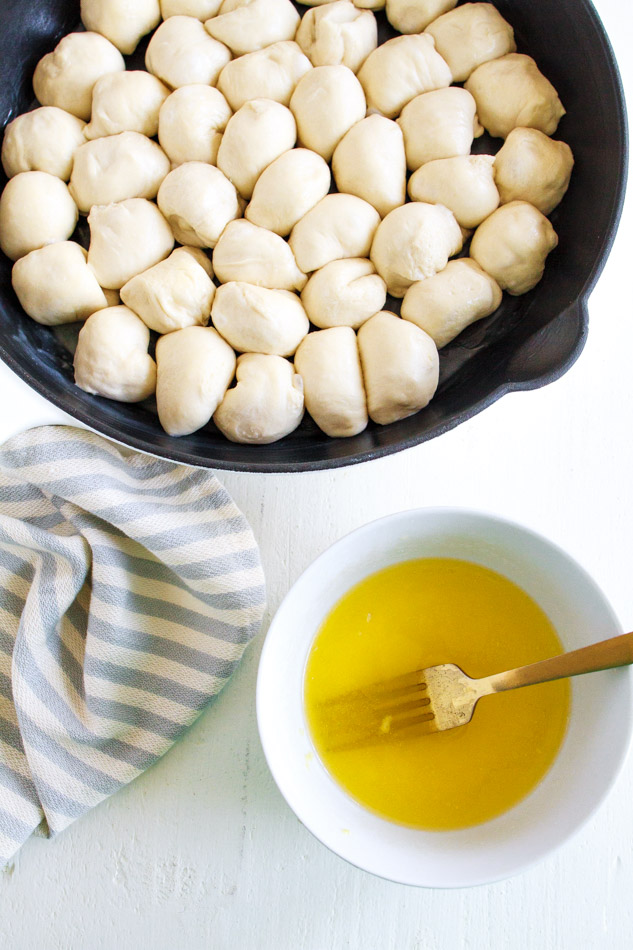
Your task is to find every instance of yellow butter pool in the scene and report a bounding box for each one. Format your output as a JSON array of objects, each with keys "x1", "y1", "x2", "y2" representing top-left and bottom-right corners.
[{"x1": 304, "y1": 558, "x2": 570, "y2": 831}]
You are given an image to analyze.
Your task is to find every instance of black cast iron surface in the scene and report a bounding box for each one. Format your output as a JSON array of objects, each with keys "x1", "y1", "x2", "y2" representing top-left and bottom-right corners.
[{"x1": 0, "y1": 0, "x2": 627, "y2": 472}]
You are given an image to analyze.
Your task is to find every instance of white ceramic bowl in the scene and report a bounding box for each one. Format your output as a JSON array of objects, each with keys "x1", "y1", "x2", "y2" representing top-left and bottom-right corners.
[{"x1": 256, "y1": 508, "x2": 633, "y2": 888}]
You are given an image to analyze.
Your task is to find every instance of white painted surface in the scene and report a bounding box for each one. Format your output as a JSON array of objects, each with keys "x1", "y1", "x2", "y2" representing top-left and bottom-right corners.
[{"x1": 1, "y1": 2, "x2": 633, "y2": 945}]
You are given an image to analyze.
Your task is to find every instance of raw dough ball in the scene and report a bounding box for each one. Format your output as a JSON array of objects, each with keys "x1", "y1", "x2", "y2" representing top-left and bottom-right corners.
[
  {"x1": 157, "y1": 162, "x2": 240, "y2": 248},
  {"x1": 245, "y1": 148, "x2": 331, "y2": 236},
  {"x1": 33, "y1": 32, "x2": 125, "y2": 121},
  {"x1": 74, "y1": 306, "x2": 157, "y2": 402},
  {"x1": 290, "y1": 65, "x2": 366, "y2": 161},
  {"x1": 370, "y1": 201, "x2": 463, "y2": 297},
  {"x1": 1, "y1": 107, "x2": 86, "y2": 180},
  {"x1": 214, "y1": 353, "x2": 304, "y2": 444},
  {"x1": 470, "y1": 200, "x2": 558, "y2": 295},
  {"x1": 425, "y1": 2, "x2": 516, "y2": 83},
  {"x1": 217, "y1": 42, "x2": 312, "y2": 111},
  {"x1": 211, "y1": 282, "x2": 309, "y2": 355},
  {"x1": 146, "y1": 17, "x2": 231, "y2": 89},
  {"x1": 156, "y1": 326, "x2": 236, "y2": 435},
  {"x1": 386, "y1": 0, "x2": 456, "y2": 34},
  {"x1": 354, "y1": 0, "x2": 385, "y2": 9},
  {"x1": 401, "y1": 258, "x2": 502, "y2": 347},
  {"x1": 158, "y1": 85, "x2": 232, "y2": 166},
  {"x1": 294, "y1": 326, "x2": 368, "y2": 437},
  {"x1": 0, "y1": 171, "x2": 78, "y2": 261},
  {"x1": 332, "y1": 115, "x2": 406, "y2": 217},
  {"x1": 80, "y1": 0, "x2": 161, "y2": 55},
  {"x1": 289, "y1": 194, "x2": 381, "y2": 274},
  {"x1": 358, "y1": 311, "x2": 439, "y2": 424},
  {"x1": 357, "y1": 34, "x2": 451, "y2": 119},
  {"x1": 494, "y1": 127, "x2": 574, "y2": 215},
  {"x1": 85, "y1": 72, "x2": 170, "y2": 140},
  {"x1": 69, "y1": 132, "x2": 170, "y2": 212},
  {"x1": 12, "y1": 242, "x2": 108, "y2": 326},
  {"x1": 213, "y1": 220, "x2": 307, "y2": 291},
  {"x1": 161, "y1": 0, "x2": 222, "y2": 18},
  {"x1": 408, "y1": 154, "x2": 499, "y2": 228},
  {"x1": 398, "y1": 87, "x2": 482, "y2": 170},
  {"x1": 465, "y1": 54, "x2": 565, "y2": 139},
  {"x1": 296, "y1": 2, "x2": 377, "y2": 73},
  {"x1": 301, "y1": 258, "x2": 386, "y2": 329},
  {"x1": 204, "y1": 0, "x2": 300, "y2": 56},
  {"x1": 217, "y1": 99, "x2": 297, "y2": 199},
  {"x1": 87, "y1": 198, "x2": 175, "y2": 290},
  {"x1": 121, "y1": 247, "x2": 215, "y2": 334}
]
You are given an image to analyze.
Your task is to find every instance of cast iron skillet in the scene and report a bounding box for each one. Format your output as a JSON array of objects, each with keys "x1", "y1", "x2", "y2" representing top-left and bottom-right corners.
[{"x1": 0, "y1": 0, "x2": 627, "y2": 472}]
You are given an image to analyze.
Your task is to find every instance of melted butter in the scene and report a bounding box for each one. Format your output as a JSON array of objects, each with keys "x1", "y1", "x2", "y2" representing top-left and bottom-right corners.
[{"x1": 304, "y1": 558, "x2": 570, "y2": 831}]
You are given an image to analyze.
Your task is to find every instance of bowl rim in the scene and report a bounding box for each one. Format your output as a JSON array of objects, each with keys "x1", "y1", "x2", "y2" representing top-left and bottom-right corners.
[{"x1": 256, "y1": 506, "x2": 633, "y2": 887}]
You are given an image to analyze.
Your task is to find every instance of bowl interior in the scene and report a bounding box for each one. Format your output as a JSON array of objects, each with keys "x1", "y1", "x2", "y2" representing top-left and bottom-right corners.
[
  {"x1": 257, "y1": 510, "x2": 632, "y2": 887},
  {"x1": 0, "y1": 0, "x2": 627, "y2": 471}
]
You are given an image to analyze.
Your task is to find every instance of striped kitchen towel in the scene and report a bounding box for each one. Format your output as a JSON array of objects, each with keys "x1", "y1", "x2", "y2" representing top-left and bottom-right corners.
[{"x1": 0, "y1": 425, "x2": 266, "y2": 865}]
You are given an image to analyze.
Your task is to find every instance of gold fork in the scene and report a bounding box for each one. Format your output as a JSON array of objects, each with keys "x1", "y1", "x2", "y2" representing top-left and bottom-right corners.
[{"x1": 318, "y1": 631, "x2": 633, "y2": 750}]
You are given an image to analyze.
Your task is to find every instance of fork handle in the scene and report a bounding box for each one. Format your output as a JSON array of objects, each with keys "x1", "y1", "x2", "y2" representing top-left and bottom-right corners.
[{"x1": 485, "y1": 631, "x2": 633, "y2": 693}]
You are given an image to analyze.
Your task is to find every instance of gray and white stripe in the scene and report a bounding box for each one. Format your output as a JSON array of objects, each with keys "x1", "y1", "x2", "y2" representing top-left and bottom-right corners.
[{"x1": 0, "y1": 426, "x2": 266, "y2": 863}]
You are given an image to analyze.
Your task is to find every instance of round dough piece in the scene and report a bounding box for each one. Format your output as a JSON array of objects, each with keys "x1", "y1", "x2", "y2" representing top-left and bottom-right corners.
[
  {"x1": 156, "y1": 326, "x2": 236, "y2": 436},
  {"x1": 470, "y1": 200, "x2": 558, "y2": 295},
  {"x1": 408, "y1": 154, "x2": 499, "y2": 229},
  {"x1": 158, "y1": 85, "x2": 232, "y2": 166},
  {"x1": 397, "y1": 87, "x2": 482, "y2": 170},
  {"x1": 301, "y1": 258, "x2": 386, "y2": 329},
  {"x1": 294, "y1": 326, "x2": 368, "y2": 437},
  {"x1": 1, "y1": 107, "x2": 86, "y2": 181},
  {"x1": 358, "y1": 311, "x2": 439, "y2": 425},
  {"x1": 332, "y1": 115, "x2": 406, "y2": 217},
  {"x1": 85, "y1": 72, "x2": 170, "y2": 140},
  {"x1": 290, "y1": 65, "x2": 366, "y2": 161},
  {"x1": 33, "y1": 32, "x2": 125, "y2": 121},
  {"x1": 211, "y1": 282, "x2": 309, "y2": 355},
  {"x1": 157, "y1": 162, "x2": 240, "y2": 248},
  {"x1": 213, "y1": 353, "x2": 304, "y2": 444},
  {"x1": 12, "y1": 242, "x2": 108, "y2": 326},
  {"x1": 74, "y1": 306, "x2": 157, "y2": 402},
  {"x1": 146, "y1": 16, "x2": 231, "y2": 89},
  {"x1": 465, "y1": 53, "x2": 565, "y2": 140},
  {"x1": 493, "y1": 127, "x2": 574, "y2": 215},
  {"x1": 289, "y1": 194, "x2": 381, "y2": 274},
  {"x1": 357, "y1": 34, "x2": 452, "y2": 119},
  {"x1": 425, "y1": 2, "x2": 516, "y2": 83},
  {"x1": 245, "y1": 148, "x2": 331, "y2": 236},
  {"x1": 217, "y1": 99, "x2": 297, "y2": 199},
  {"x1": 120, "y1": 247, "x2": 215, "y2": 334},
  {"x1": 401, "y1": 258, "x2": 502, "y2": 347},
  {"x1": 217, "y1": 42, "x2": 312, "y2": 112},
  {"x1": 213, "y1": 220, "x2": 307, "y2": 291},
  {"x1": 161, "y1": 0, "x2": 222, "y2": 18},
  {"x1": 87, "y1": 198, "x2": 175, "y2": 290},
  {"x1": 354, "y1": 0, "x2": 385, "y2": 9},
  {"x1": 204, "y1": 0, "x2": 300, "y2": 56},
  {"x1": 296, "y1": 2, "x2": 377, "y2": 73},
  {"x1": 80, "y1": 0, "x2": 161, "y2": 55},
  {"x1": 386, "y1": 0, "x2": 456, "y2": 34},
  {"x1": 69, "y1": 132, "x2": 170, "y2": 213},
  {"x1": 370, "y1": 201, "x2": 463, "y2": 298},
  {"x1": 0, "y1": 171, "x2": 78, "y2": 261}
]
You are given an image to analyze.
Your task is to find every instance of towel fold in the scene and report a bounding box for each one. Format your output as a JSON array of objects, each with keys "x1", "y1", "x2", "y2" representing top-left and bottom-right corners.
[{"x1": 0, "y1": 425, "x2": 266, "y2": 864}]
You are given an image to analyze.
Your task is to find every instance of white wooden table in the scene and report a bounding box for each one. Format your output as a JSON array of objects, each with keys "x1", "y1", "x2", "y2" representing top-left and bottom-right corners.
[{"x1": 1, "y1": 3, "x2": 633, "y2": 946}]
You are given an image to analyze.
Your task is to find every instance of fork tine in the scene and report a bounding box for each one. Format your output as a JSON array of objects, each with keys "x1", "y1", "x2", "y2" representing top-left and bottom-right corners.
[{"x1": 363, "y1": 669, "x2": 426, "y2": 697}]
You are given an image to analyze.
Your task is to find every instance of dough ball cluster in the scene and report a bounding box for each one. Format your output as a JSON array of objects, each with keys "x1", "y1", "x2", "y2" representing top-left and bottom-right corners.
[{"x1": 1, "y1": 0, "x2": 573, "y2": 446}]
